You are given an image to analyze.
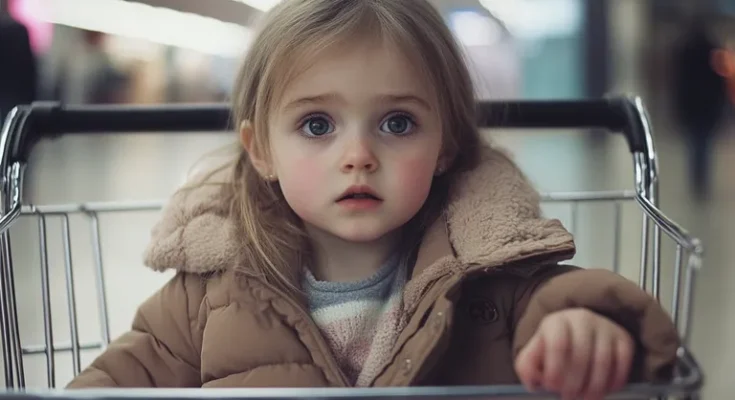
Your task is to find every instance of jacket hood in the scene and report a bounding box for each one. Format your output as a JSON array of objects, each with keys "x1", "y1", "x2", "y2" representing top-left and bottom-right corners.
[{"x1": 143, "y1": 144, "x2": 575, "y2": 276}]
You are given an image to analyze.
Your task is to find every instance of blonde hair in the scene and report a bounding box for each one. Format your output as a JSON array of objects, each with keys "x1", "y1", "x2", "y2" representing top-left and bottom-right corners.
[{"x1": 222, "y1": 0, "x2": 481, "y2": 293}]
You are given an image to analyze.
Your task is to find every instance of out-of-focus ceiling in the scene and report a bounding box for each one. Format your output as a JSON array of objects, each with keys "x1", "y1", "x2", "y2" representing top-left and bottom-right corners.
[
  {"x1": 34, "y1": 0, "x2": 497, "y2": 57},
  {"x1": 129, "y1": 0, "x2": 488, "y2": 27},
  {"x1": 129, "y1": 0, "x2": 261, "y2": 26}
]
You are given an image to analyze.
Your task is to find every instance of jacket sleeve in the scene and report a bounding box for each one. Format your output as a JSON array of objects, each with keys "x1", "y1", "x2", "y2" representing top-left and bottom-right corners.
[
  {"x1": 511, "y1": 266, "x2": 680, "y2": 383},
  {"x1": 66, "y1": 272, "x2": 205, "y2": 388}
]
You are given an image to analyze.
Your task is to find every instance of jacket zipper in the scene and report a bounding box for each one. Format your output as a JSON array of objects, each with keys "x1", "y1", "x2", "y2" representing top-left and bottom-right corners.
[
  {"x1": 373, "y1": 246, "x2": 577, "y2": 385},
  {"x1": 250, "y1": 246, "x2": 575, "y2": 388},
  {"x1": 261, "y1": 282, "x2": 351, "y2": 387}
]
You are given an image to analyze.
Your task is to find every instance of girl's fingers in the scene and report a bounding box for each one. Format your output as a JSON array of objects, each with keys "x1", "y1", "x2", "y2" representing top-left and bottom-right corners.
[
  {"x1": 611, "y1": 334, "x2": 634, "y2": 392},
  {"x1": 524, "y1": 309, "x2": 635, "y2": 400},
  {"x1": 583, "y1": 330, "x2": 614, "y2": 400},
  {"x1": 515, "y1": 334, "x2": 544, "y2": 391},
  {"x1": 541, "y1": 315, "x2": 572, "y2": 392},
  {"x1": 561, "y1": 314, "x2": 594, "y2": 400}
]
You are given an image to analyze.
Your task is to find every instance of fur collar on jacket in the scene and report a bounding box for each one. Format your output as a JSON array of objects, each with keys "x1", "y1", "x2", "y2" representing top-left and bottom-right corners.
[{"x1": 143, "y1": 144, "x2": 576, "y2": 280}]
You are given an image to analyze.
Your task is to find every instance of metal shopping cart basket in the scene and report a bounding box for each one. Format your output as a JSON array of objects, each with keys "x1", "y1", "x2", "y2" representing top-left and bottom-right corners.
[{"x1": 0, "y1": 96, "x2": 704, "y2": 399}]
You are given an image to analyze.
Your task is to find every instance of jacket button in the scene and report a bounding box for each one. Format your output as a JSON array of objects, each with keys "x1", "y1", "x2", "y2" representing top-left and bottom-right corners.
[
  {"x1": 432, "y1": 311, "x2": 444, "y2": 332},
  {"x1": 403, "y1": 358, "x2": 412, "y2": 374}
]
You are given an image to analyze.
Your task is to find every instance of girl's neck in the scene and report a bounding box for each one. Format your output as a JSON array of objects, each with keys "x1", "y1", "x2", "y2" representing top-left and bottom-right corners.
[{"x1": 306, "y1": 225, "x2": 402, "y2": 283}]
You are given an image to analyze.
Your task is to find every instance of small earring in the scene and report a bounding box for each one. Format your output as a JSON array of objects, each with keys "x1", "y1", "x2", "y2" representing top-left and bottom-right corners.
[{"x1": 265, "y1": 174, "x2": 276, "y2": 181}]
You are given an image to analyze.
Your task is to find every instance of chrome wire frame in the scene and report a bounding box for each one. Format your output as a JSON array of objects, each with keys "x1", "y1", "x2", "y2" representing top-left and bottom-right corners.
[{"x1": 0, "y1": 98, "x2": 705, "y2": 398}]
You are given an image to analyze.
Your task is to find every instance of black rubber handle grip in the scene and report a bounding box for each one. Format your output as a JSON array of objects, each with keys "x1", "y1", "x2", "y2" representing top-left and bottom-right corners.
[
  {"x1": 7, "y1": 102, "x2": 232, "y2": 163},
  {"x1": 476, "y1": 97, "x2": 647, "y2": 153},
  {"x1": 4, "y1": 97, "x2": 648, "y2": 164}
]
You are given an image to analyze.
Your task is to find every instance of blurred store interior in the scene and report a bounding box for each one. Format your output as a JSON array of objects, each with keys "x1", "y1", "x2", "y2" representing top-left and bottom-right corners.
[{"x1": 0, "y1": 0, "x2": 734, "y2": 397}]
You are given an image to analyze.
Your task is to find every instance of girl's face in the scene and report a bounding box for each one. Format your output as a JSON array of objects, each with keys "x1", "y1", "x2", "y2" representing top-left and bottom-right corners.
[{"x1": 266, "y1": 38, "x2": 443, "y2": 244}]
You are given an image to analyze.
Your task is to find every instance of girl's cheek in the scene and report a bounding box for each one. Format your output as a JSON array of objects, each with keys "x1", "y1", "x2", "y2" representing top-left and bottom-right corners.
[{"x1": 391, "y1": 155, "x2": 438, "y2": 208}]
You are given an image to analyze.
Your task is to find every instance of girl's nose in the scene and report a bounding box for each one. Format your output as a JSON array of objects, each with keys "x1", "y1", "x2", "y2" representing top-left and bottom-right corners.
[{"x1": 340, "y1": 135, "x2": 379, "y2": 174}]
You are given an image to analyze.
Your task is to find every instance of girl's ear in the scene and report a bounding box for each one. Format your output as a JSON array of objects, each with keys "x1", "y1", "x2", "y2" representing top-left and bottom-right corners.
[
  {"x1": 434, "y1": 162, "x2": 445, "y2": 176},
  {"x1": 435, "y1": 154, "x2": 452, "y2": 176},
  {"x1": 240, "y1": 120, "x2": 277, "y2": 180}
]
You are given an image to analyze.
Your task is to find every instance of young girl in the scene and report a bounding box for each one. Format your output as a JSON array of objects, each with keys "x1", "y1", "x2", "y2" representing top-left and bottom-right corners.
[{"x1": 67, "y1": 0, "x2": 681, "y2": 399}]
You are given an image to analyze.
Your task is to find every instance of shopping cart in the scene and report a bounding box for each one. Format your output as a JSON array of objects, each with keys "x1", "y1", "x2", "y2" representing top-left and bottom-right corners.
[{"x1": 0, "y1": 96, "x2": 704, "y2": 399}]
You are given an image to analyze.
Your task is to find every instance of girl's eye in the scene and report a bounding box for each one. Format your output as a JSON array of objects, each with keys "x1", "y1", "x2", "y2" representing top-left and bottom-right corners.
[
  {"x1": 380, "y1": 114, "x2": 415, "y2": 135},
  {"x1": 301, "y1": 116, "x2": 334, "y2": 137}
]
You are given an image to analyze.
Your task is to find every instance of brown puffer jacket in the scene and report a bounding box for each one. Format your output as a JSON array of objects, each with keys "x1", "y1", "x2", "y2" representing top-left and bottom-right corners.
[{"x1": 67, "y1": 145, "x2": 680, "y2": 388}]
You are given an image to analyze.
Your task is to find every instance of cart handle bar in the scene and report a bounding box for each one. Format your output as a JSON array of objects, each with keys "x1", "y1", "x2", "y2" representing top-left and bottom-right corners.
[
  {"x1": 2, "y1": 96, "x2": 647, "y2": 166},
  {"x1": 0, "y1": 348, "x2": 704, "y2": 399}
]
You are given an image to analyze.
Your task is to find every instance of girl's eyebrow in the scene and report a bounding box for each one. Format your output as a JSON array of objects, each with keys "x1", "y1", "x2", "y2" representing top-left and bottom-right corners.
[
  {"x1": 377, "y1": 94, "x2": 433, "y2": 111},
  {"x1": 283, "y1": 93, "x2": 343, "y2": 111},
  {"x1": 283, "y1": 92, "x2": 433, "y2": 112}
]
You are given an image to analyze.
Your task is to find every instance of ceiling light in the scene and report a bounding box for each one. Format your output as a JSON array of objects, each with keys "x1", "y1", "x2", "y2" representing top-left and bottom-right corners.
[
  {"x1": 231, "y1": 0, "x2": 280, "y2": 12},
  {"x1": 32, "y1": 0, "x2": 253, "y2": 57},
  {"x1": 479, "y1": 0, "x2": 582, "y2": 40}
]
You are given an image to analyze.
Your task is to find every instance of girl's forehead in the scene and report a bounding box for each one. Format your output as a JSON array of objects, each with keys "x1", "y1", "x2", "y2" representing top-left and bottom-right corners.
[{"x1": 272, "y1": 36, "x2": 437, "y2": 110}]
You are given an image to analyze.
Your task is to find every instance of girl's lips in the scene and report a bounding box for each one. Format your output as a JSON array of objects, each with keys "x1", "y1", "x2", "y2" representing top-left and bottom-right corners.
[
  {"x1": 336, "y1": 197, "x2": 383, "y2": 210},
  {"x1": 336, "y1": 184, "x2": 382, "y2": 202}
]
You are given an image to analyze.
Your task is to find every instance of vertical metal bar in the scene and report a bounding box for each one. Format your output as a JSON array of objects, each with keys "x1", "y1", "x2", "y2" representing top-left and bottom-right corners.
[
  {"x1": 651, "y1": 183, "x2": 662, "y2": 300},
  {"x1": 5, "y1": 164, "x2": 25, "y2": 388},
  {"x1": 671, "y1": 245, "x2": 683, "y2": 329},
  {"x1": 632, "y1": 95, "x2": 663, "y2": 301},
  {"x1": 570, "y1": 201, "x2": 578, "y2": 237},
  {"x1": 639, "y1": 215, "x2": 649, "y2": 291},
  {"x1": 681, "y1": 255, "x2": 699, "y2": 347},
  {"x1": 89, "y1": 213, "x2": 110, "y2": 347},
  {"x1": 633, "y1": 151, "x2": 651, "y2": 293},
  {"x1": 1, "y1": 233, "x2": 25, "y2": 387},
  {"x1": 612, "y1": 201, "x2": 621, "y2": 274},
  {"x1": 0, "y1": 236, "x2": 14, "y2": 388},
  {"x1": 0, "y1": 162, "x2": 17, "y2": 387},
  {"x1": 61, "y1": 214, "x2": 81, "y2": 376},
  {"x1": 37, "y1": 214, "x2": 55, "y2": 387},
  {"x1": 0, "y1": 163, "x2": 24, "y2": 234}
]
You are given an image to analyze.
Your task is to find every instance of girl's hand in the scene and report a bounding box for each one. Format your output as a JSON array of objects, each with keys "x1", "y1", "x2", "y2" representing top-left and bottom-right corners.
[{"x1": 514, "y1": 308, "x2": 634, "y2": 400}]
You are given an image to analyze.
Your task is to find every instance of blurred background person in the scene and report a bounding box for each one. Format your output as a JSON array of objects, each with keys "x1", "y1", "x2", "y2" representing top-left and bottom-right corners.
[
  {"x1": 44, "y1": 30, "x2": 127, "y2": 104},
  {"x1": 0, "y1": 10, "x2": 36, "y2": 123},
  {"x1": 671, "y1": 16, "x2": 729, "y2": 199}
]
